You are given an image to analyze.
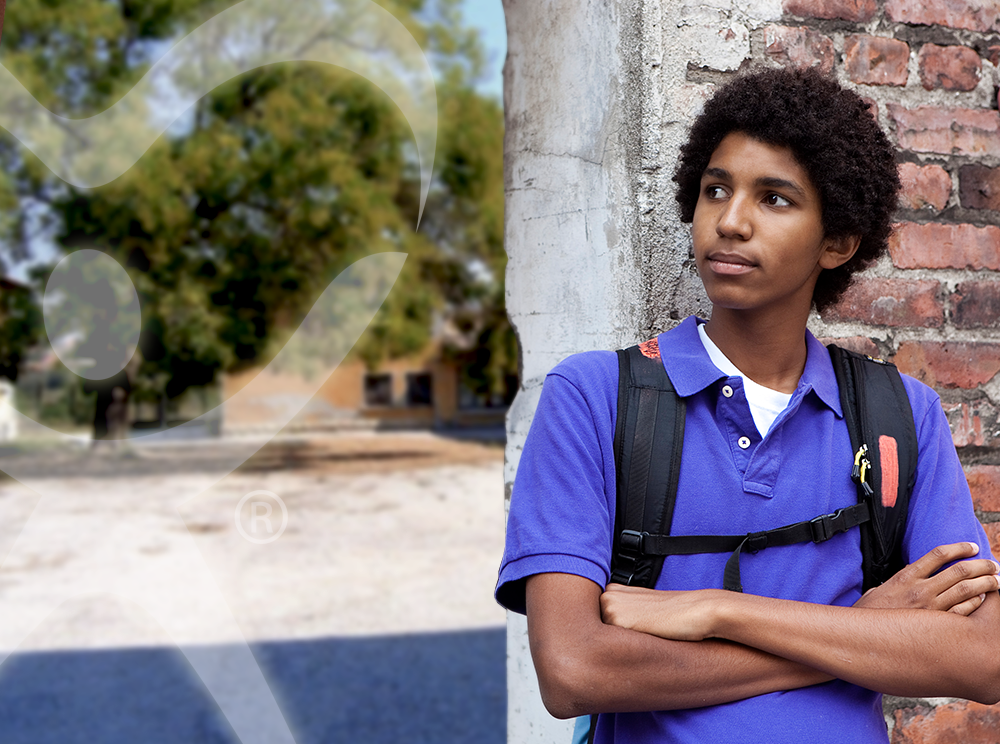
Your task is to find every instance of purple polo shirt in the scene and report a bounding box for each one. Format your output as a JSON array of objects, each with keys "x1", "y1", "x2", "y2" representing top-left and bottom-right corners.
[{"x1": 497, "y1": 316, "x2": 994, "y2": 744}]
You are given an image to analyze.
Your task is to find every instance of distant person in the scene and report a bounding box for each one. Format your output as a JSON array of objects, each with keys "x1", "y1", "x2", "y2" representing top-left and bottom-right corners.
[{"x1": 86, "y1": 369, "x2": 131, "y2": 449}]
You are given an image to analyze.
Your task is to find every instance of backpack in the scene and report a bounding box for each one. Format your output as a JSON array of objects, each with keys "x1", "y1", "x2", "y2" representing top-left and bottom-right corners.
[
  {"x1": 582, "y1": 341, "x2": 918, "y2": 744},
  {"x1": 608, "y1": 342, "x2": 918, "y2": 594}
]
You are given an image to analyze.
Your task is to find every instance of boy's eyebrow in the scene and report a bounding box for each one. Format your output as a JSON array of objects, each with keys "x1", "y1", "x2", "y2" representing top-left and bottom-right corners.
[
  {"x1": 701, "y1": 168, "x2": 808, "y2": 199},
  {"x1": 702, "y1": 167, "x2": 731, "y2": 181},
  {"x1": 756, "y1": 176, "x2": 807, "y2": 198}
]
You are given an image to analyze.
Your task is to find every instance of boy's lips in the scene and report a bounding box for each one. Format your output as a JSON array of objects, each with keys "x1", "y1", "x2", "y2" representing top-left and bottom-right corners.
[{"x1": 706, "y1": 252, "x2": 757, "y2": 276}]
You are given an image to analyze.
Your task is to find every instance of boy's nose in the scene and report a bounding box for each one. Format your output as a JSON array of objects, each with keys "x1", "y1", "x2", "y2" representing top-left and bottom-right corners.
[{"x1": 716, "y1": 196, "x2": 752, "y2": 240}]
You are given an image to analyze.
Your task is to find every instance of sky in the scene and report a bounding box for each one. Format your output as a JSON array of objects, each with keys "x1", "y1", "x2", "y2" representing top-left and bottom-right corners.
[{"x1": 459, "y1": 0, "x2": 506, "y2": 100}]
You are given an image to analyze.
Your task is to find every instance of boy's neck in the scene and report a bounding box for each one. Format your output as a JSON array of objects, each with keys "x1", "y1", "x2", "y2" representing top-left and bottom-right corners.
[{"x1": 703, "y1": 306, "x2": 810, "y2": 394}]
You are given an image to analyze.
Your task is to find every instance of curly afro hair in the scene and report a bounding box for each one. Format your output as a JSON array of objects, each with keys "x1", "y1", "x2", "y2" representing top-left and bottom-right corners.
[{"x1": 673, "y1": 67, "x2": 900, "y2": 312}]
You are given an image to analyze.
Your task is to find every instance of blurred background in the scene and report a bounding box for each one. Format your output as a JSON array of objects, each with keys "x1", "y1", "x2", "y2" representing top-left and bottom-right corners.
[{"x1": 0, "y1": 1, "x2": 510, "y2": 742}]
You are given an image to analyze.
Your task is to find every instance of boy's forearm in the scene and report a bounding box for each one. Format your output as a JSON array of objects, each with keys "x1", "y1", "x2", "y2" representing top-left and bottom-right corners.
[
  {"x1": 711, "y1": 591, "x2": 1000, "y2": 704},
  {"x1": 538, "y1": 631, "x2": 832, "y2": 717},
  {"x1": 525, "y1": 573, "x2": 831, "y2": 718}
]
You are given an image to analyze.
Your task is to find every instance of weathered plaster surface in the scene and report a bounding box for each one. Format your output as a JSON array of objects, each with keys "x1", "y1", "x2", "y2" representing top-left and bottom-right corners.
[{"x1": 502, "y1": 1, "x2": 641, "y2": 739}]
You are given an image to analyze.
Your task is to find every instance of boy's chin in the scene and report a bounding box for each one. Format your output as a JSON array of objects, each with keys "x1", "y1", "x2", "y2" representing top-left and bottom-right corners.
[
  {"x1": 702, "y1": 294, "x2": 755, "y2": 313},
  {"x1": 704, "y1": 295, "x2": 810, "y2": 317}
]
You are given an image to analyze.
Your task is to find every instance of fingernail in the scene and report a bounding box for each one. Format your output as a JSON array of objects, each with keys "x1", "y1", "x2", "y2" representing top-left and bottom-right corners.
[
  {"x1": 969, "y1": 542, "x2": 981, "y2": 553},
  {"x1": 981, "y1": 593, "x2": 987, "y2": 602},
  {"x1": 993, "y1": 561, "x2": 1000, "y2": 573}
]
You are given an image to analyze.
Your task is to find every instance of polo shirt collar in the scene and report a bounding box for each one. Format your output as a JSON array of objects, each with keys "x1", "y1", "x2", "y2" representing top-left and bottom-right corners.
[
  {"x1": 657, "y1": 316, "x2": 843, "y2": 418},
  {"x1": 657, "y1": 317, "x2": 726, "y2": 397},
  {"x1": 802, "y1": 330, "x2": 843, "y2": 418}
]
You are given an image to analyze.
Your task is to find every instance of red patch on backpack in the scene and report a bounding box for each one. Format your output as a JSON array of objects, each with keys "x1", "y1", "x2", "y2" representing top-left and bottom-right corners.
[
  {"x1": 638, "y1": 338, "x2": 660, "y2": 360},
  {"x1": 879, "y1": 435, "x2": 898, "y2": 508}
]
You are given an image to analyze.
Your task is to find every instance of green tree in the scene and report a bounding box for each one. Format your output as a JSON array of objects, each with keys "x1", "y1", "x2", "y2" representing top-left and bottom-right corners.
[
  {"x1": 0, "y1": 0, "x2": 509, "y2": 425},
  {"x1": 420, "y1": 83, "x2": 512, "y2": 404}
]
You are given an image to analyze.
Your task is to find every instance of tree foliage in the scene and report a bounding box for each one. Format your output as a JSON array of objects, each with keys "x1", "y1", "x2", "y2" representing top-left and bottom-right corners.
[{"x1": 0, "y1": 0, "x2": 510, "y2": 404}]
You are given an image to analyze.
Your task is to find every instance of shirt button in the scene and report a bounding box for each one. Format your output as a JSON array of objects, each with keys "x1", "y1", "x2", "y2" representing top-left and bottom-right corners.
[
  {"x1": 738, "y1": 436, "x2": 751, "y2": 449},
  {"x1": 722, "y1": 385, "x2": 734, "y2": 398}
]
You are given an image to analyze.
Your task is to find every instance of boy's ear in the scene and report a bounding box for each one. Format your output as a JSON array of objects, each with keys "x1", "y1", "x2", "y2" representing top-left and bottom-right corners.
[{"x1": 819, "y1": 234, "x2": 862, "y2": 270}]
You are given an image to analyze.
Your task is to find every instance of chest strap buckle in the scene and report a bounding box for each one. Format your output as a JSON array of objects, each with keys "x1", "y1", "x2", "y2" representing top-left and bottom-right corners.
[{"x1": 810, "y1": 503, "x2": 870, "y2": 544}]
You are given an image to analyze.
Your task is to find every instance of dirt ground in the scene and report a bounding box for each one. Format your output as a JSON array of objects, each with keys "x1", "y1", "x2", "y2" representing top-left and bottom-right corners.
[
  {"x1": 239, "y1": 430, "x2": 505, "y2": 475},
  {"x1": 0, "y1": 431, "x2": 508, "y2": 651}
]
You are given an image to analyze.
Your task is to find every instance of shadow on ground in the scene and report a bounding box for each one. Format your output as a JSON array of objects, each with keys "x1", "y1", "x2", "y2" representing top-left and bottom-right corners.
[{"x1": 0, "y1": 628, "x2": 506, "y2": 743}]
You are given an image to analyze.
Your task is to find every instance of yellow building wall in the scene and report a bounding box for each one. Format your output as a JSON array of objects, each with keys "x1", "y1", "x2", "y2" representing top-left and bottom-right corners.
[{"x1": 219, "y1": 347, "x2": 478, "y2": 431}]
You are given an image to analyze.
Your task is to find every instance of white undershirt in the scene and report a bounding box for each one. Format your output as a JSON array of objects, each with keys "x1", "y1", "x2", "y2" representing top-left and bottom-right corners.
[{"x1": 697, "y1": 323, "x2": 792, "y2": 438}]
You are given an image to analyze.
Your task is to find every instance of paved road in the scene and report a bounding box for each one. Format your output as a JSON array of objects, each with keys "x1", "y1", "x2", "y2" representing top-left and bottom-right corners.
[{"x1": 0, "y1": 432, "x2": 507, "y2": 743}]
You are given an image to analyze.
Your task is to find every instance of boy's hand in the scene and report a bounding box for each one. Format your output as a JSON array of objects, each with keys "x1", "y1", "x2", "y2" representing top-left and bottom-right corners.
[
  {"x1": 601, "y1": 585, "x2": 727, "y2": 641},
  {"x1": 854, "y1": 542, "x2": 1000, "y2": 616}
]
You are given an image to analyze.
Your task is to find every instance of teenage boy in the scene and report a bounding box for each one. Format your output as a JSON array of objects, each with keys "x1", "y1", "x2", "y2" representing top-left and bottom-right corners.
[{"x1": 496, "y1": 67, "x2": 1000, "y2": 743}]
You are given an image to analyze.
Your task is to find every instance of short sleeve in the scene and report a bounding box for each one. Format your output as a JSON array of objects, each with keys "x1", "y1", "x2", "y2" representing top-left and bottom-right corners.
[
  {"x1": 495, "y1": 351, "x2": 619, "y2": 614},
  {"x1": 900, "y1": 376, "x2": 996, "y2": 566}
]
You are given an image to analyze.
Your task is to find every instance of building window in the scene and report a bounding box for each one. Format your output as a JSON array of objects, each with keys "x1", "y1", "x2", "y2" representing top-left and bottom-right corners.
[
  {"x1": 364, "y1": 373, "x2": 393, "y2": 406},
  {"x1": 406, "y1": 372, "x2": 433, "y2": 406}
]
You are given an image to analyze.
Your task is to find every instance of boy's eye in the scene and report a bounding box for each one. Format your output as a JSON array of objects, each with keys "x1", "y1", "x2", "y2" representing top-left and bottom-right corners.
[
  {"x1": 764, "y1": 193, "x2": 792, "y2": 207},
  {"x1": 705, "y1": 185, "x2": 728, "y2": 199}
]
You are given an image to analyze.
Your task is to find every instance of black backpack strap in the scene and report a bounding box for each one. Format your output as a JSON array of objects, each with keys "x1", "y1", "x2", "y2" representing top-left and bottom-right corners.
[
  {"x1": 609, "y1": 344, "x2": 685, "y2": 587},
  {"x1": 828, "y1": 345, "x2": 917, "y2": 591},
  {"x1": 628, "y1": 502, "x2": 870, "y2": 592}
]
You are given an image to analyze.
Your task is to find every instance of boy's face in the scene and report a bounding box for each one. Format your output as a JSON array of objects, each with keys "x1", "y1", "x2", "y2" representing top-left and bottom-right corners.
[{"x1": 691, "y1": 131, "x2": 852, "y2": 317}]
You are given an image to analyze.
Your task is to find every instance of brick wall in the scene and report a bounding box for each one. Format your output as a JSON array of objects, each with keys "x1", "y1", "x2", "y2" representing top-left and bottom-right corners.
[{"x1": 762, "y1": 1, "x2": 1000, "y2": 740}]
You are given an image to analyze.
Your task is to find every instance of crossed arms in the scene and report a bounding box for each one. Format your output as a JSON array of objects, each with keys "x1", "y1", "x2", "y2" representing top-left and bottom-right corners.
[{"x1": 526, "y1": 542, "x2": 1000, "y2": 719}]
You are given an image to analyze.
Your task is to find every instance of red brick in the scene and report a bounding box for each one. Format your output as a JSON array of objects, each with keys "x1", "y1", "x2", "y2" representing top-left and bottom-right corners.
[
  {"x1": 918, "y1": 44, "x2": 981, "y2": 91},
  {"x1": 823, "y1": 279, "x2": 942, "y2": 327},
  {"x1": 894, "y1": 341, "x2": 1000, "y2": 389},
  {"x1": 763, "y1": 26, "x2": 836, "y2": 74},
  {"x1": 952, "y1": 280, "x2": 1000, "y2": 328},
  {"x1": 783, "y1": 0, "x2": 876, "y2": 21},
  {"x1": 988, "y1": 45, "x2": 1000, "y2": 68},
  {"x1": 941, "y1": 400, "x2": 1000, "y2": 447},
  {"x1": 985, "y1": 522, "x2": 1000, "y2": 561},
  {"x1": 816, "y1": 336, "x2": 880, "y2": 357},
  {"x1": 892, "y1": 697, "x2": 1000, "y2": 743},
  {"x1": 886, "y1": 0, "x2": 1000, "y2": 34},
  {"x1": 965, "y1": 465, "x2": 1000, "y2": 512},
  {"x1": 959, "y1": 164, "x2": 1000, "y2": 211},
  {"x1": 844, "y1": 35, "x2": 910, "y2": 86},
  {"x1": 898, "y1": 163, "x2": 951, "y2": 211},
  {"x1": 888, "y1": 105, "x2": 1000, "y2": 158},
  {"x1": 888, "y1": 222, "x2": 1000, "y2": 270}
]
